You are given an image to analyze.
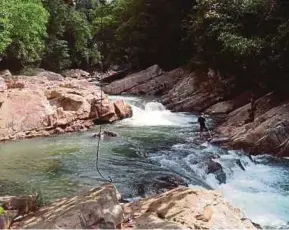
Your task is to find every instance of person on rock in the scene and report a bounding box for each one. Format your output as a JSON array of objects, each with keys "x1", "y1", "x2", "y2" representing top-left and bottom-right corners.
[
  {"x1": 245, "y1": 94, "x2": 257, "y2": 124},
  {"x1": 198, "y1": 113, "x2": 212, "y2": 138}
]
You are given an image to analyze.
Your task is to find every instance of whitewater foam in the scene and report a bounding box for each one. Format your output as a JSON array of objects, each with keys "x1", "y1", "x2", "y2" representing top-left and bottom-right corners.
[
  {"x1": 114, "y1": 97, "x2": 196, "y2": 127},
  {"x1": 149, "y1": 142, "x2": 289, "y2": 228},
  {"x1": 111, "y1": 96, "x2": 289, "y2": 228}
]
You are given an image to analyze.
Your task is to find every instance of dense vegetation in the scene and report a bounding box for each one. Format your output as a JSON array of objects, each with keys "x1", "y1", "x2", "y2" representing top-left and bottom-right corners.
[{"x1": 0, "y1": 0, "x2": 289, "y2": 90}]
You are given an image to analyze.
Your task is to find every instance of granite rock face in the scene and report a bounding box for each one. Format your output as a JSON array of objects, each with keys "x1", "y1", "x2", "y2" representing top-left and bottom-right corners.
[{"x1": 0, "y1": 70, "x2": 132, "y2": 141}]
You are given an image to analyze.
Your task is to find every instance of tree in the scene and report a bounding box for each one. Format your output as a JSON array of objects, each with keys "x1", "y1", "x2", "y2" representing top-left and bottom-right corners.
[
  {"x1": 41, "y1": 0, "x2": 100, "y2": 72},
  {"x1": 0, "y1": 0, "x2": 49, "y2": 69},
  {"x1": 185, "y1": 0, "x2": 277, "y2": 88},
  {"x1": 91, "y1": 0, "x2": 193, "y2": 70}
]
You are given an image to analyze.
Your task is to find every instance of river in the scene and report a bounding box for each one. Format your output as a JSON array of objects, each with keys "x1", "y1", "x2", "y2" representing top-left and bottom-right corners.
[{"x1": 0, "y1": 96, "x2": 289, "y2": 229}]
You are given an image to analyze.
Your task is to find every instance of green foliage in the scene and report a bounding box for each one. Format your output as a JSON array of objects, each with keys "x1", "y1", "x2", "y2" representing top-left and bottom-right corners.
[
  {"x1": 0, "y1": 0, "x2": 49, "y2": 65},
  {"x1": 1, "y1": 0, "x2": 289, "y2": 92},
  {"x1": 42, "y1": 39, "x2": 71, "y2": 71},
  {"x1": 0, "y1": 206, "x2": 4, "y2": 215},
  {"x1": 0, "y1": 13, "x2": 12, "y2": 54},
  {"x1": 218, "y1": 33, "x2": 263, "y2": 57},
  {"x1": 185, "y1": 0, "x2": 277, "y2": 80},
  {"x1": 93, "y1": 0, "x2": 193, "y2": 69},
  {"x1": 41, "y1": 0, "x2": 100, "y2": 72}
]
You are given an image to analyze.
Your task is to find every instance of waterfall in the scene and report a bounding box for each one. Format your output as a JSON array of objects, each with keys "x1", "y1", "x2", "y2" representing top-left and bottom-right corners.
[{"x1": 110, "y1": 96, "x2": 196, "y2": 127}]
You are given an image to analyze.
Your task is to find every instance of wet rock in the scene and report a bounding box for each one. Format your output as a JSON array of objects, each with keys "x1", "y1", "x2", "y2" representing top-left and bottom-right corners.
[
  {"x1": 101, "y1": 68, "x2": 131, "y2": 84},
  {"x1": 113, "y1": 99, "x2": 133, "y2": 119},
  {"x1": 152, "y1": 175, "x2": 188, "y2": 193},
  {"x1": 209, "y1": 137, "x2": 230, "y2": 145},
  {"x1": 247, "y1": 154, "x2": 255, "y2": 163},
  {"x1": 206, "y1": 160, "x2": 222, "y2": 174},
  {"x1": 15, "y1": 184, "x2": 123, "y2": 229},
  {"x1": 123, "y1": 187, "x2": 257, "y2": 229},
  {"x1": 252, "y1": 221, "x2": 262, "y2": 229},
  {"x1": 241, "y1": 218, "x2": 262, "y2": 229},
  {"x1": 205, "y1": 160, "x2": 227, "y2": 184},
  {"x1": 92, "y1": 130, "x2": 118, "y2": 138},
  {"x1": 134, "y1": 174, "x2": 188, "y2": 197},
  {"x1": 196, "y1": 152, "x2": 221, "y2": 162},
  {"x1": 236, "y1": 159, "x2": 246, "y2": 171}
]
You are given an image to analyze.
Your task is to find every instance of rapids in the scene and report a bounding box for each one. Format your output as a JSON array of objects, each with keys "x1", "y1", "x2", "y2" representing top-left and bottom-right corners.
[{"x1": 0, "y1": 96, "x2": 288, "y2": 228}]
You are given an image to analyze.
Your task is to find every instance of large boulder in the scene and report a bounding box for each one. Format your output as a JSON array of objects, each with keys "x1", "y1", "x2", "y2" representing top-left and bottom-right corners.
[
  {"x1": 123, "y1": 187, "x2": 256, "y2": 229},
  {"x1": 63, "y1": 69, "x2": 90, "y2": 79},
  {"x1": 37, "y1": 71, "x2": 64, "y2": 81},
  {"x1": 0, "y1": 72, "x2": 132, "y2": 141},
  {"x1": 100, "y1": 68, "x2": 131, "y2": 84},
  {"x1": 104, "y1": 66, "x2": 237, "y2": 112},
  {"x1": 216, "y1": 92, "x2": 289, "y2": 156},
  {"x1": 113, "y1": 99, "x2": 133, "y2": 119},
  {"x1": 15, "y1": 184, "x2": 123, "y2": 229},
  {"x1": 230, "y1": 102, "x2": 289, "y2": 156},
  {"x1": 103, "y1": 64, "x2": 163, "y2": 95},
  {"x1": 161, "y1": 70, "x2": 236, "y2": 112},
  {"x1": 123, "y1": 67, "x2": 187, "y2": 96},
  {"x1": 104, "y1": 66, "x2": 188, "y2": 96},
  {"x1": 205, "y1": 91, "x2": 251, "y2": 114},
  {"x1": 204, "y1": 160, "x2": 226, "y2": 184}
]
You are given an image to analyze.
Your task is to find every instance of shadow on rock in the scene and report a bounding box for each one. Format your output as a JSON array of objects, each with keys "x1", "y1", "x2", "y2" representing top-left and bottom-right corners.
[{"x1": 133, "y1": 173, "x2": 188, "y2": 197}]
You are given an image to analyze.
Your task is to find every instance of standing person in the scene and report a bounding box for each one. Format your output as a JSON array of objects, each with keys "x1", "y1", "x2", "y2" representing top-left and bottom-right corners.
[
  {"x1": 198, "y1": 113, "x2": 212, "y2": 138},
  {"x1": 245, "y1": 94, "x2": 257, "y2": 124}
]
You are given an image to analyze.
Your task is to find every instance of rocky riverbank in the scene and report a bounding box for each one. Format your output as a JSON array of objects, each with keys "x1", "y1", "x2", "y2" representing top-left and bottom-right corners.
[
  {"x1": 104, "y1": 65, "x2": 289, "y2": 157},
  {"x1": 0, "y1": 184, "x2": 256, "y2": 229},
  {"x1": 0, "y1": 69, "x2": 132, "y2": 141}
]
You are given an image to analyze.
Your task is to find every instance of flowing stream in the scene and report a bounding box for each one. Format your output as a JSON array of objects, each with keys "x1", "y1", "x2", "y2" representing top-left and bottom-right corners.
[{"x1": 0, "y1": 96, "x2": 289, "y2": 228}]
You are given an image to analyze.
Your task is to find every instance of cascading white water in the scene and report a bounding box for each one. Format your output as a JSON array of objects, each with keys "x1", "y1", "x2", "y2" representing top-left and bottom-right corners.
[
  {"x1": 109, "y1": 96, "x2": 289, "y2": 228},
  {"x1": 148, "y1": 141, "x2": 289, "y2": 229},
  {"x1": 144, "y1": 102, "x2": 166, "y2": 111},
  {"x1": 110, "y1": 96, "x2": 196, "y2": 127},
  {"x1": 217, "y1": 153, "x2": 289, "y2": 228}
]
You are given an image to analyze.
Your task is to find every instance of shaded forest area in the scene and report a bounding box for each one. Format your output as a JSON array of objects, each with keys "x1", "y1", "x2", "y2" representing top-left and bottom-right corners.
[{"x1": 1, "y1": 0, "x2": 289, "y2": 92}]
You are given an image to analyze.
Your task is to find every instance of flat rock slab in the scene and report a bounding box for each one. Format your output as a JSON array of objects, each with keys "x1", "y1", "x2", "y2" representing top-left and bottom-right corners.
[
  {"x1": 123, "y1": 186, "x2": 257, "y2": 229},
  {"x1": 14, "y1": 184, "x2": 123, "y2": 229}
]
